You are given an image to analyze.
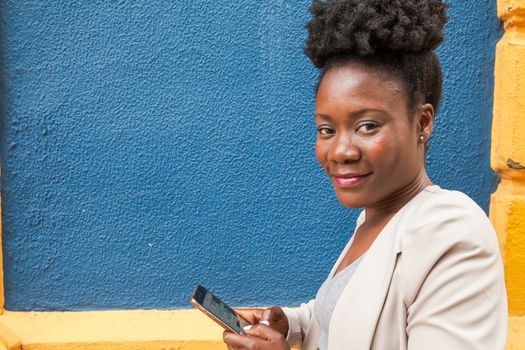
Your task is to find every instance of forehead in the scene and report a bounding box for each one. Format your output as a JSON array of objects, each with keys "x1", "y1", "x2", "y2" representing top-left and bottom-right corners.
[{"x1": 316, "y1": 64, "x2": 408, "y2": 114}]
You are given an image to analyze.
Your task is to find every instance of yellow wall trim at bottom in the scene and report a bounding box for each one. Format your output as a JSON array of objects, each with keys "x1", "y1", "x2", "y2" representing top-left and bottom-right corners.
[
  {"x1": 0, "y1": 309, "x2": 522, "y2": 349},
  {"x1": 4, "y1": 341, "x2": 225, "y2": 350},
  {"x1": 0, "y1": 309, "x2": 227, "y2": 350}
]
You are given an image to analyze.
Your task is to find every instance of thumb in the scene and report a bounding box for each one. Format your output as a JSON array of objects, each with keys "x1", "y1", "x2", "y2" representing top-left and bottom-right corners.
[
  {"x1": 260, "y1": 306, "x2": 285, "y2": 326},
  {"x1": 268, "y1": 306, "x2": 286, "y2": 322}
]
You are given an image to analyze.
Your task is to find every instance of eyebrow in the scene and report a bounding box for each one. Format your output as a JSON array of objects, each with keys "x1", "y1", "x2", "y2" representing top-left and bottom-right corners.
[{"x1": 315, "y1": 108, "x2": 387, "y2": 121}]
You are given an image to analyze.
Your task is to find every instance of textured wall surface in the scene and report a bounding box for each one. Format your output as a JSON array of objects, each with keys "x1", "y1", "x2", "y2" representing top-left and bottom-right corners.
[{"x1": 0, "y1": 1, "x2": 502, "y2": 311}]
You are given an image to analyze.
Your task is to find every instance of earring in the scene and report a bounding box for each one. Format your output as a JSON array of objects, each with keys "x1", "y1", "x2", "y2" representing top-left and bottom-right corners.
[{"x1": 419, "y1": 134, "x2": 424, "y2": 142}]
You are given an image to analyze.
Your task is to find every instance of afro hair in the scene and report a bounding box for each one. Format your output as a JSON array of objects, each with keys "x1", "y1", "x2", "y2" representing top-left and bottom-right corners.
[{"x1": 304, "y1": 0, "x2": 448, "y2": 68}]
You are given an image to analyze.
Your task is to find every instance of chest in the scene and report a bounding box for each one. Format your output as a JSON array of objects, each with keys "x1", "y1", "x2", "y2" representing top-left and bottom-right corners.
[
  {"x1": 303, "y1": 254, "x2": 408, "y2": 350},
  {"x1": 334, "y1": 220, "x2": 390, "y2": 275}
]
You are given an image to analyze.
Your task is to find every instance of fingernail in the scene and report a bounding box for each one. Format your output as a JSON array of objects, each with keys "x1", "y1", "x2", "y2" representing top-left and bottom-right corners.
[
  {"x1": 243, "y1": 325, "x2": 253, "y2": 331},
  {"x1": 260, "y1": 320, "x2": 270, "y2": 326}
]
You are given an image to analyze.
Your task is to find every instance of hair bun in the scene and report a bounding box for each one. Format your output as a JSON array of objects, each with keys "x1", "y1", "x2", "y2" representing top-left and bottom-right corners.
[{"x1": 305, "y1": 0, "x2": 448, "y2": 68}]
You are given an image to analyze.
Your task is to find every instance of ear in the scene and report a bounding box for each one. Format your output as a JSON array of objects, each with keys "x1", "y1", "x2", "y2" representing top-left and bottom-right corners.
[{"x1": 416, "y1": 103, "x2": 434, "y2": 143}]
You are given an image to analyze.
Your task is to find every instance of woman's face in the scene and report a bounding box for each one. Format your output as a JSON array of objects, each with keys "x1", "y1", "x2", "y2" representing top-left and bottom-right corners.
[{"x1": 315, "y1": 64, "x2": 425, "y2": 208}]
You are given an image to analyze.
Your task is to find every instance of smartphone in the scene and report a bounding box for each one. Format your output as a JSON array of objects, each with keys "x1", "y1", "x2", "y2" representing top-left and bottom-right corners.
[{"x1": 190, "y1": 284, "x2": 251, "y2": 334}]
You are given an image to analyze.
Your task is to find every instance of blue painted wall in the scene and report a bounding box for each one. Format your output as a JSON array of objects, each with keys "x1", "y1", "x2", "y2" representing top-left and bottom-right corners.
[{"x1": 0, "y1": 1, "x2": 501, "y2": 311}]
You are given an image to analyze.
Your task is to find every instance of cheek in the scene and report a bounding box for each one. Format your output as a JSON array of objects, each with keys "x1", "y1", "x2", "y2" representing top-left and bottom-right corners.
[
  {"x1": 315, "y1": 140, "x2": 327, "y2": 166},
  {"x1": 360, "y1": 135, "x2": 398, "y2": 166},
  {"x1": 365, "y1": 134, "x2": 417, "y2": 175}
]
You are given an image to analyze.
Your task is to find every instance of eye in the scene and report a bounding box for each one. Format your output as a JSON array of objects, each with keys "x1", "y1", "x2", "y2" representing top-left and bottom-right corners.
[
  {"x1": 357, "y1": 122, "x2": 379, "y2": 133},
  {"x1": 317, "y1": 125, "x2": 335, "y2": 136}
]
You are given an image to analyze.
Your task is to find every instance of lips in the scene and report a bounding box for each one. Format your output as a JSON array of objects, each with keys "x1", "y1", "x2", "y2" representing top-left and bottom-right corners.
[{"x1": 333, "y1": 173, "x2": 371, "y2": 188}]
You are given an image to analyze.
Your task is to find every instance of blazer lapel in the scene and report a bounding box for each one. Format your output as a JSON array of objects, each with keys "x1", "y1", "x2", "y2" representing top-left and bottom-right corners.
[
  {"x1": 326, "y1": 188, "x2": 432, "y2": 349},
  {"x1": 327, "y1": 211, "x2": 404, "y2": 350}
]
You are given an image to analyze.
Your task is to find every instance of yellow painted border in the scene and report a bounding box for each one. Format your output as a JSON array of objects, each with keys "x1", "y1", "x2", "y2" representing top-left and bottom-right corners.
[{"x1": 0, "y1": 309, "x2": 226, "y2": 350}]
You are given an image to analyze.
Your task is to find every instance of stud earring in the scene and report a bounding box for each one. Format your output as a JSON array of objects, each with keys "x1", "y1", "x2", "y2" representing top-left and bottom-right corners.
[{"x1": 419, "y1": 134, "x2": 424, "y2": 142}]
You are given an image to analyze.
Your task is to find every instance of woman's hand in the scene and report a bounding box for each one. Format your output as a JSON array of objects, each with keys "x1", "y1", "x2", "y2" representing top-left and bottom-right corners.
[
  {"x1": 235, "y1": 306, "x2": 289, "y2": 337},
  {"x1": 223, "y1": 323, "x2": 290, "y2": 350}
]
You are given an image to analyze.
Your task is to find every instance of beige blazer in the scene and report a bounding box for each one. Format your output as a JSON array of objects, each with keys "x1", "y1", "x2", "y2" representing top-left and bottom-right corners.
[{"x1": 283, "y1": 185, "x2": 507, "y2": 350}]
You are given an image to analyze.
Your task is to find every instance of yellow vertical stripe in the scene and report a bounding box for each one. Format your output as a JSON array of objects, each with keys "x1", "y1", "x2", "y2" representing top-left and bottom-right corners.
[{"x1": 491, "y1": 0, "x2": 525, "y2": 348}]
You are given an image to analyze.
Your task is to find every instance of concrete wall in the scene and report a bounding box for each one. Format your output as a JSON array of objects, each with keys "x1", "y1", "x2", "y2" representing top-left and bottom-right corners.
[{"x1": 0, "y1": 0, "x2": 501, "y2": 313}]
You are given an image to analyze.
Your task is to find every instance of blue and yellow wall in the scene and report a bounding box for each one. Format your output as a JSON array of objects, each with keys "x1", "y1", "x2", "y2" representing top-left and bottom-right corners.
[{"x1": 0, "y1": 0, "x2": 522, "y2": 349}]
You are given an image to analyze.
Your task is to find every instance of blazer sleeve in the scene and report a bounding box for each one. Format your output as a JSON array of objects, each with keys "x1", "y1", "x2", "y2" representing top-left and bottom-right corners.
[
  {"x1": 401, "y1": 197, "x2": 508, "y2": 350},
  {"x1": 282, "y1": 299, "x2": 315, "y2": 349}
]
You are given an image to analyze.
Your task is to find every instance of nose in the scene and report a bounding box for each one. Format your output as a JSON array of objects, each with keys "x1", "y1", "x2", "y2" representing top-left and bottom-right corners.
[{"x1": 328, "y1": 132, "x2": 361, "y2": 164}]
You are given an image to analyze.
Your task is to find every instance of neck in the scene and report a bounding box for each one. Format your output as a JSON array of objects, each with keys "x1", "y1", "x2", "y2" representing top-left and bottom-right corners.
[{"x1": 364, "y1": 169, "x2": 432, "y2": 224}]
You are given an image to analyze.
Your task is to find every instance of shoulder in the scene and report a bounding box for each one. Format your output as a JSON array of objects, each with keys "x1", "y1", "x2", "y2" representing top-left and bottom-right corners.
[
  {"x1": 396, "y1": 186, "x2": 505, "y2": 307},
  {"x1": 398, "y1": 185, "x2": 498, "y2": 254}
]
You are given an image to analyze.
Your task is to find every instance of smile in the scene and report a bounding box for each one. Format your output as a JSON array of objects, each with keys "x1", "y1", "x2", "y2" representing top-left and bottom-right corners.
[{"x1": 333, "y1": 173, "x2": 371, "y2": 188}]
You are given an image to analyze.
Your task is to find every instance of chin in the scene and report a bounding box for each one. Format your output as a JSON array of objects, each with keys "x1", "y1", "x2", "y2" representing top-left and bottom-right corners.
[{"x1": 334, "y1": 192, "x2": 368, "y2": 209}]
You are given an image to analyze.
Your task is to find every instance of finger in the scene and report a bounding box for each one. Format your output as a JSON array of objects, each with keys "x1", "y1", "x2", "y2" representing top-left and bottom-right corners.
[
  {"x1": 223, "y1": 330, "x2": 257, "y2": 349},
  {"x1": 235, "y1": 308, "x2": 263, "y2": 324},
  {"x1": 246, "y1": 324, "x2": 285, "y2": 341},
  {"x1": 267, "y1": 306, "x2": 289, "y2": 337}
]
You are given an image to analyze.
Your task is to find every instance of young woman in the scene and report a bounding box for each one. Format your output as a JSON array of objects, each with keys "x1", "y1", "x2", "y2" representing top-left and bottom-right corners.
[{"x1": 223, "y1": 1, "x2": 508, "y2": 349}]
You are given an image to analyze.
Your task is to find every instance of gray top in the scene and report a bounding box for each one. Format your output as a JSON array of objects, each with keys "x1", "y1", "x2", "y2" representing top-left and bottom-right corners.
[{"x1": 314, "y1": 254, "x2": 364, "y2": 350}]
